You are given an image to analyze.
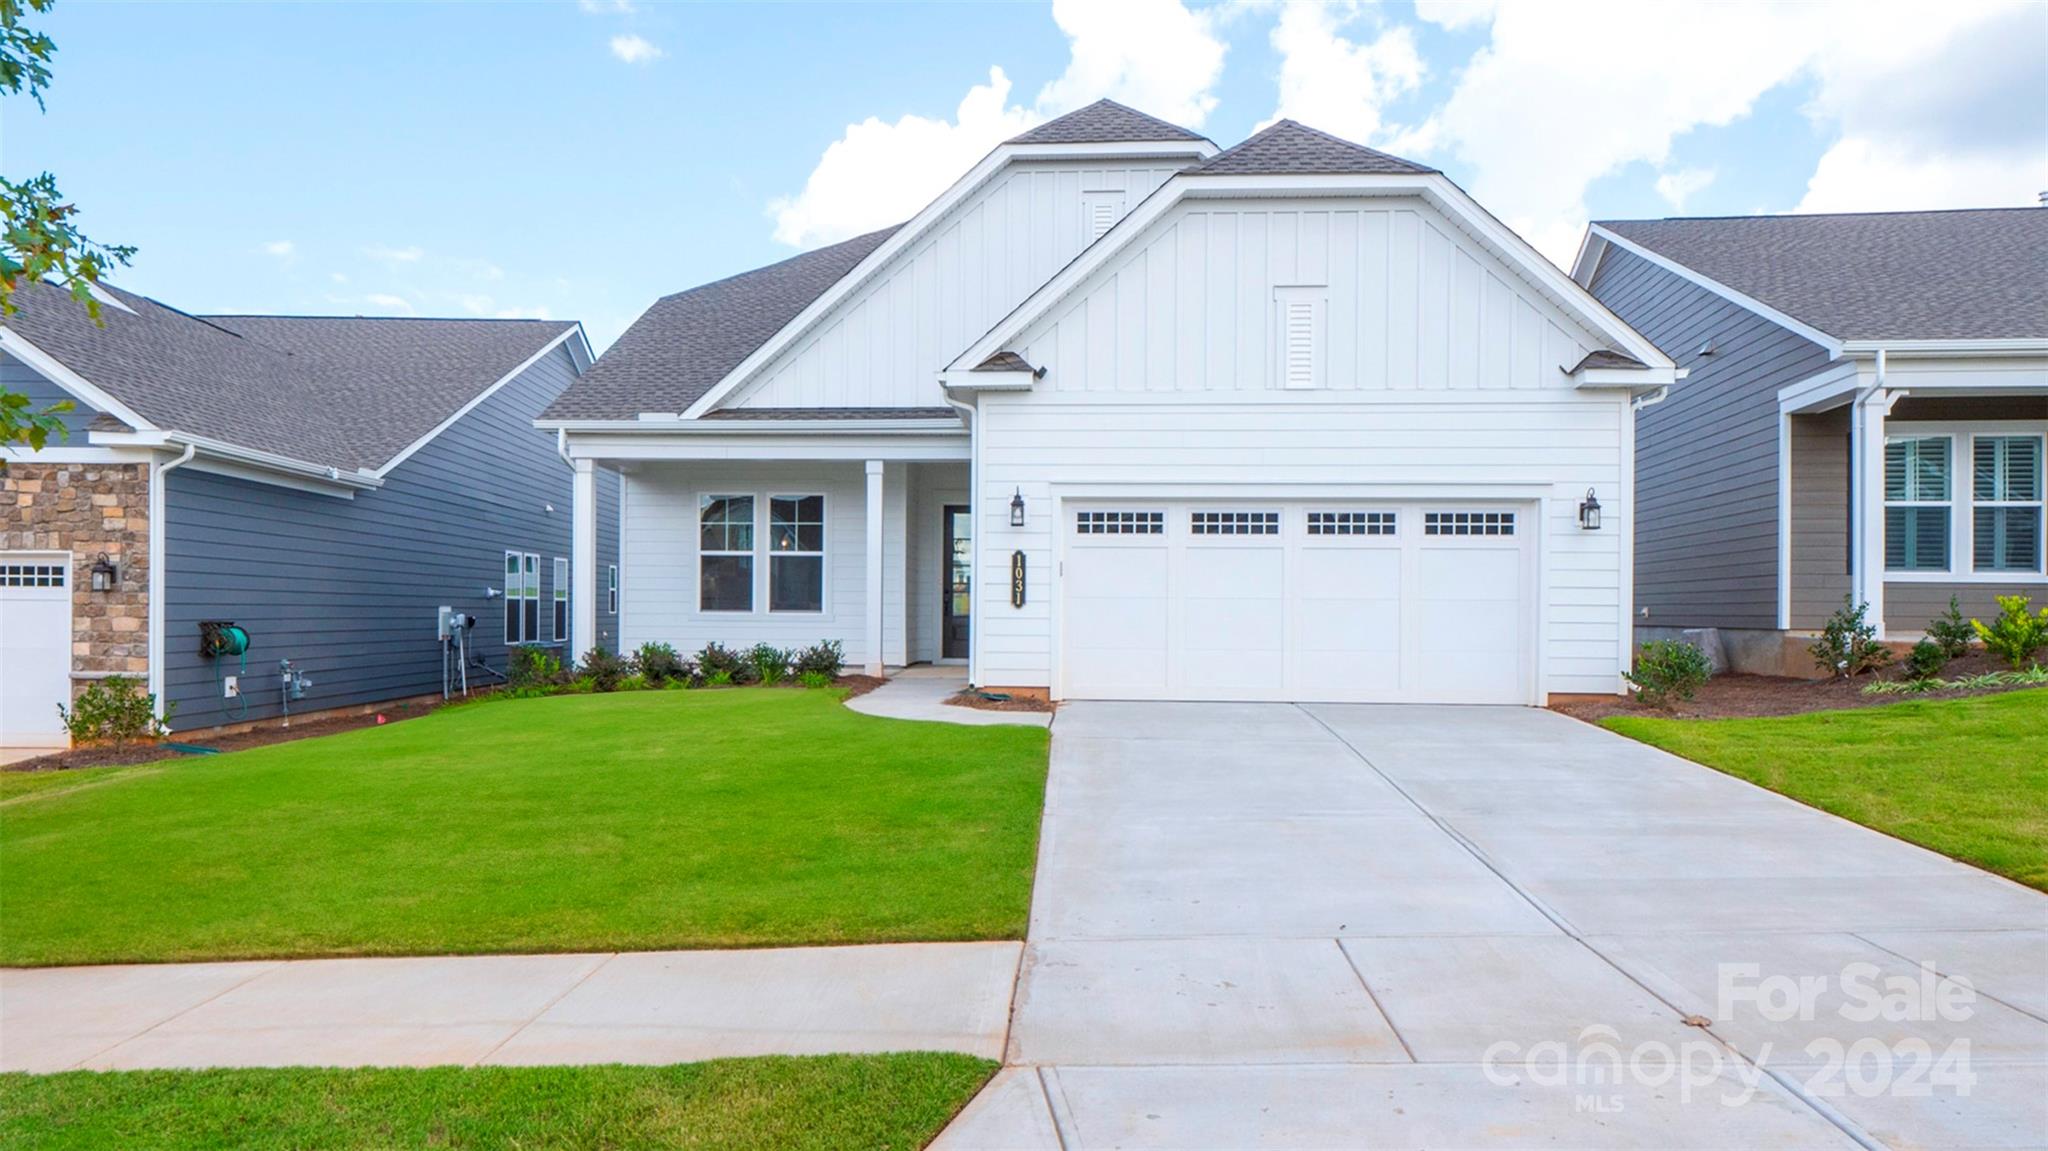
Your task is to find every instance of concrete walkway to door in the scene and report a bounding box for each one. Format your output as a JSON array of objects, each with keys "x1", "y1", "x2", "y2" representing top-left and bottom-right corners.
[{"x1": 935, "y1": 702, "x2": 2048, "y2": 1150}]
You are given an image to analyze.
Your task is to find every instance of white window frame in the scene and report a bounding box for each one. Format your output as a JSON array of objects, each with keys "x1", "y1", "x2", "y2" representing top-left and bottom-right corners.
[
  {"x1": 1273, "y1": 285, "x2": 1327, "y2": 391},
  {"x1": 1885, "y1": 422, "x2": 2048, "y2": 582},
  {"x1": 766, "y1": 492, "x2": 827, "y2": 614},
  {"x1": 553, "y1": 556, "x2": 569, "y2": 644},
  {"x1": 1970, "y1": 431, "x2": 2045, "y2": 576},
  {"x1": 1883, "y1": 433, "x2": 1953, "y2": 575},
  {"x1": 505, "y1": 550, "x2": 540, "y2": 644},
  {"x1": 698, "y1": 493, "x2": 757, "y2": 613},
  {"x1": 608, "y1": 564, "x2": 619, "y2": 615}
]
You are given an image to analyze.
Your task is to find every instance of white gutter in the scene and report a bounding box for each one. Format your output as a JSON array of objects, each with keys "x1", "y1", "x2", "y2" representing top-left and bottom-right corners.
[
  {"x1": 541, "y1": 418, "x2": 966, "y2": 435},
  {"x1": 147, "y1": 440, "x2": 197, "y2": 725},
  {"x1": 91, "y1": 430, "x2": 382, "y2": 491}
]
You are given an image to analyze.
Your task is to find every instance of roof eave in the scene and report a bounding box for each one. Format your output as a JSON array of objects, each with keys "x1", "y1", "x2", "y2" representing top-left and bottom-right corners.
[{"x1": 89, "y1": 429, "x2": 383, "y2": 492}]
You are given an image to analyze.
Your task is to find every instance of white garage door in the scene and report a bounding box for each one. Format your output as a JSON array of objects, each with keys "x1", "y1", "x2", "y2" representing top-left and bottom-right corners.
[
  {"x1": 1, "y1": 552, "x2": 74, "y2": 747},
  {"x1": 1060, "y1": 503, "x2": 1533, "y2": 704}
]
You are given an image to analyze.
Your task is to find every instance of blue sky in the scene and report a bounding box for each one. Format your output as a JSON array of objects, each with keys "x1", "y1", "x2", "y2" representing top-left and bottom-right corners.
[{"x1": 6, "y1": 1, "x2": 2043, "y2": 349}]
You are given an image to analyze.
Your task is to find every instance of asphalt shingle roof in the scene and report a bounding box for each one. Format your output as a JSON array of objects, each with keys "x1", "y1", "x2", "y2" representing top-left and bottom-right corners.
[
  {"x1": 1569, "y1": 349, "x2": 1647, "y2": 373},
  {"x1": 1, "y1": 278, "x2": 576, "y2": 471},
  {"x1": 1189, "y1": 120, "x2": 1435, "y2": 177},
  {"x1": 540, "y1": 224, "x2": 902, "y2": 421},
  {"x1": 1006, "y1": 99, "x2": 1207, "y2": 146},
  {"x1": 1598, "y1": 209, "x2": 2048, "y2": 342}
]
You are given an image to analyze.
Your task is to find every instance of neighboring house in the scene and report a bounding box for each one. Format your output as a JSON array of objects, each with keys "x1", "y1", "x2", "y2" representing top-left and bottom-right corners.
[
  {"x1": 0, "y1": 280, "x2": 621, "y2": 747},
  {"x1": 1573, "y1": 208, "x2": 2048, "y2": 671},
  {"x1": 542, "y1": 101, "x2": 1676, "y2": 705}
]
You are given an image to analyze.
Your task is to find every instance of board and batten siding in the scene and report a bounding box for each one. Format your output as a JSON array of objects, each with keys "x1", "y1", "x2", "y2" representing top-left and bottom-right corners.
[
  {"x1": 1586, "y1": 245, "x2": 1835, "y2": 631},
  {"x1": 618, "y1": 460, "x2": 913, "y2": 668},
  {"x1": 163, "y1": 344, "x2": 619, "y2": 728},
  {"x1": 728, "y1": 161, "x2": 1182, "y2": 412},
  {"x1": 1, "y1": 351, "x2": 101, "y2": 438}
]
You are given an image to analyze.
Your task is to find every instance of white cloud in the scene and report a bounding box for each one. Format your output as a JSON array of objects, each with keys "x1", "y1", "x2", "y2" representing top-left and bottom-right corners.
[
  {"x1": 1412, "y1": 0, "x2": 1497, "y2": 31},
  {"x1": 365, "y1": 244, "x2": 423, "y2": 264},
  {"x1": 1653, "y1": 167, "x2": 1716, "y2": 212},
  {"x1": 1261, "y1": 1, "x2": 1426, "y2": 145},
  {"x1": 769, "y1": 0, "x2": 1227, "y2": 248},
  {"x1": 364, "y1": 293, "x2": 413, "y2": 312},
  {"x1": 609, "y1": 33, "x2": 663, "y2": 64},
  {"x1": 260, "y1": 240, "x2": 294, "y2": 258},
  {"x1": 578, "y1": 0, "x2": 634, "y2": 12},
  {"x1": 329, "y1": 272, "x2": 348, "y2": 284}
]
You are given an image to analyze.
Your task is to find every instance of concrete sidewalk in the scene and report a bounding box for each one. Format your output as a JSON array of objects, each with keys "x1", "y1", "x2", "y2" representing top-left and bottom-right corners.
[
  {"x1": 0, "y1": 941, "x2": 1021, "y2": 1073},
  {"x1": 847, "y1": 667, "x2": 1052, "y2": 728}
]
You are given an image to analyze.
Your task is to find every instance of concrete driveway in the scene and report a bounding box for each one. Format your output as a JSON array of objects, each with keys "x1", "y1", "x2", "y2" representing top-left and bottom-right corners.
[{"x1": 938, "y1": 703, "x2": 2048, "y2": 1150}]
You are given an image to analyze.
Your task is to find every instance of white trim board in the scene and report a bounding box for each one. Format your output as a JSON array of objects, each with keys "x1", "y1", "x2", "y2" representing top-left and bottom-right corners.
[
  {"x1": 1573, "y1": 226, "x2": 1845, "y2": 358},
  {"x1": 374, "y1": 325, "x2": 584, "y2": 478},
  {"x1": 0, "y1": 328, "x2": 160, "y2": 432}
]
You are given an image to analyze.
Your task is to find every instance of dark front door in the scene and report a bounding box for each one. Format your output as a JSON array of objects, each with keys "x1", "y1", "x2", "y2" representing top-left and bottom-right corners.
[{"x1": 942, "y1": 505, "x2": 971, "y2": 660}]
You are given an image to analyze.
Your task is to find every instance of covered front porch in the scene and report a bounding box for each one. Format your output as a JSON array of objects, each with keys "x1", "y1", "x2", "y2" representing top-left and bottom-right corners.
[
  {"x1": 1779, "y1": 348, "x2": 2048, "y2": 637},
  {"x1": 561, "y1": 415, "x2": 972, "y2": 676}
]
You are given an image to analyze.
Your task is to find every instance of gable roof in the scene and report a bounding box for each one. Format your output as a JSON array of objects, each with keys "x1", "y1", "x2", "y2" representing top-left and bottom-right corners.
[
  {"x1": 2, "y1": 277, "x2": 579, "y2": 472},
  {"x1": 1188, "y1": 119, "x2": 1434, "y2": 177},
  {"x1": 1006, "y1": 99, "x2": 1207, "y2": 146},
  {"x1": 1594, "y1": 208, "x2": 2048, "y2": 343},
  {"x1": 539, "y1": 224, "x2": 901, "y2": 421}
]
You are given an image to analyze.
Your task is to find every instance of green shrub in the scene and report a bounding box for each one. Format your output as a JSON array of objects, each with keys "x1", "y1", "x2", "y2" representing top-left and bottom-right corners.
[
  {"x1": 799, "y1": 670, "x2": 834, "y2": 689},
  {"x1": 579, "y1": 647, "x2": 629, "y2": 692},
  {"x1": 1971, "y1": 595, "x2": 2048, "y2": 669},
  {"x1": 1904, "y1": 639, "x2": 1950, "y2": 680},
  {"x1": 633, "y1": 642, "x2": 686, "y2": 687},
  {"x1": 696, "y1": 642, "x2": 742, "y2": 683},
  {"x1": 706, "y1": 668, "x2": 734, "y2": 687},
  {"x1": 507, "y1": 647, "x2": 566, "y2": 691},
  {"x1": 1926, "y1": 595, "x2": 1975, "y2": 660},
  {"x1": 57, "y1": 675, "x2": 170, "y2": 746},
  {"x1": 1624, "y1": 640, "x2": 1712, "y2": 708},
  {"x1": 1809, "y1": 597, "x2": 1891, "y2": 678},
  {"x1": 791, "y1": 640, "x2": 844, "y2": 680},
  {"x1": 747, "y1": 643, "x2": 790, "y2": 686}
]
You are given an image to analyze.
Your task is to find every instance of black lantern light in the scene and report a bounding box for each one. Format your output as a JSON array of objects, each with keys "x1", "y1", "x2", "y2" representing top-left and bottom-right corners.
[
  {"x1": 1009, "y1": 488, "x2": 1026, "y2": 528},
  {"x1": 1578, "y1": 488, "x2": 1602, "y2": 531},
  {"x1": 89, "y1": 552, "x2": 119, "y2": 591}
]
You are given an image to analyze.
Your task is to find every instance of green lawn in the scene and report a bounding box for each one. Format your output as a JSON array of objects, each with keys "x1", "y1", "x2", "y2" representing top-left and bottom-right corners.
[
  {"x1": 0, "y1": 1054, "x2": 993, "y2": 1151},
  {"x1": 1604, "y1": 689, "x2": 2048, "y2": 890},
  {"x1": 0, "y1": 689, "x2": 1048, "y2": 966}
]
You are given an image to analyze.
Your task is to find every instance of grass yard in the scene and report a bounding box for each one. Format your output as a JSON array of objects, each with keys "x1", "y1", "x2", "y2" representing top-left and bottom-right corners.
[
  {"x1": 0, "y1": 1053, "x2": 994, "y2": 1151},
  {"x1": 1604, "y1": 688, "x2": 2048, "y2": 890},
  {"x1": 0, "y1": 689, "x2": 1048, "y2": 966}
]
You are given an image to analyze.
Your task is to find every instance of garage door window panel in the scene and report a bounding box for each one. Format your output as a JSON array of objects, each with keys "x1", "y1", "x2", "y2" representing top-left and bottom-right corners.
[{"x1": 1076, "y1": 510, "x2": 1164, "y2": 535}]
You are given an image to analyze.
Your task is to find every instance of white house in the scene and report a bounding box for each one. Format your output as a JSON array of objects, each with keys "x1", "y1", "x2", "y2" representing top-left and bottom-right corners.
[{"x1": 541, "y1": 102, "x2": 1677, "y2": 704}]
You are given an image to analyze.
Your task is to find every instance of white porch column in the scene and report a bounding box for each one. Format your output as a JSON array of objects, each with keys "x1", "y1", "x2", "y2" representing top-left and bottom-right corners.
[
  {"x1": 571, "y1": 458, "x2": 598, "y2": 657},
  {"x1": 1852, "y1": 389, "x2": 1889, "y2": 638},
  {"x1": 865, "y1": 460, "x2": 885, "y2": 676}
]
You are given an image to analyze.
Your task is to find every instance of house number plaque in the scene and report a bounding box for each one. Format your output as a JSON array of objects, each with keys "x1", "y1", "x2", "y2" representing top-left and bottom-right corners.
[{"x1": 1010, "y1": 550, "x2": 1027, "y2": 608}]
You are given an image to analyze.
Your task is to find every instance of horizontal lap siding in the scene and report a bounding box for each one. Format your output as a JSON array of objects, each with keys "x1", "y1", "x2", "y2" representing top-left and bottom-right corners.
[
  {"x1": 2, "y1": 352, "x2": 100, "y2": 437},
  {"x1": 1886, "y1": 582, "x2": 2042, "y2": 636},
  {"x1": 619, "y1": 460, "x2": 909, "y2": 667},
  {"x1": 1789, "y1": 409, "x2": 1850, "y2": 629},
  {"x1": 163, "y1": 347, "x2": 618, "y2": 727},
  {"x1": 1588, "y1": 246, "x2": 1835, "y2": 630}
]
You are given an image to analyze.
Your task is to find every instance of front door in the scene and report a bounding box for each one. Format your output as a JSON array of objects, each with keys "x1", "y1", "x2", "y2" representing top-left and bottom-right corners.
[{"x1": 942, "y1": 505, "x2": 971, "y2": 660}]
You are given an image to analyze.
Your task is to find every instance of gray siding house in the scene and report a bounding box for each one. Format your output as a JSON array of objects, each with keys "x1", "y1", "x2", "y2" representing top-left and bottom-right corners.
[
  {"x1": 0, "y1": 281, "x2": 620, "y2": 746},
  {"x1": 1572, "y1": 208, "x2": 2048, "y2": 672}
]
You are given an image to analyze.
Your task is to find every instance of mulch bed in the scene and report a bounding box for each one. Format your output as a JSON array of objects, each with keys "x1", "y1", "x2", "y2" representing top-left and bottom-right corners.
[
  {"x1": 834, "y1": 674, "x2": 888, "y2": 699},
  {"x1": 1552, "y1": 652, "x2": 2039, "y2": 722},
  {"x1": 5, "y1": 701, "x2": 443, "y2": 774},
  {"x1": 946, "y1": 689, "x2": 1054, "y2": 714}
]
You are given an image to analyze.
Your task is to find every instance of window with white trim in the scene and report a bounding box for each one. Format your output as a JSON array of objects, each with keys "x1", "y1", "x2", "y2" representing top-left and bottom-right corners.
[
  {"x1": 768, "y1": 494, "x2": 825, "y2": 612},
  {"x1": 1191, "y1": 511, "x2": 1279, "y2": 536},
  {"x1": 1884, "y1": 437, "x2": 1951, "y2": 572},
  {"x1": 553, "y1": 557, "x2": 569, "y2": 643},
  {"x1": 608, "y1": 564, "x2": 619, "y2": 614},
  {"x1": 1973, "y1": 435, "x2": 2043, "y2": 573},
  {"x1": 505, "y1": 551, "x2": 540, "y2": 643},
  {"x1": 699, "y1": 495, "x2": 754, "y2": 612},
  {"x1": 1307, "y1": 511, "x2": 1395, "y2": 536},
  {"x1": 1075, "y1": 510, "x2": 1163, "y2": 535},
  {"x1": 1274, "y1": 286, "x2": 1326, "y2": 390}
]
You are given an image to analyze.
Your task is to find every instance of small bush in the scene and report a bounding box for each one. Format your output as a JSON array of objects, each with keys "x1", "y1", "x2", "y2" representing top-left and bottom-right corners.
[
  {"x1": 706, "y1": 668, "x2": 734, "y2": 687},
  {"x1": 799, "y1": 670, "x2": 834, "y2": 689},
  {"x1": 579, "y1": 647, "x2": 629, "y2": 692},
  {"x1": 747, "y1": 643, "x2": 789, "y2": 686},
  {"x1": 633, "y1": 642, "x2": 686, "y2": 687},
  {"x1": 507, "y1": 647, "x2": 567, "y2": 691},
  {"x1": 1971, "y1": 595, "x2": 2048, "y2": 669},
  {"x1": 1904, "y1": 639, "x2": 1949, "y2": 680},
  {"x1": 57, "y1": 675, "x2": 170, "y2": 746},
  {"x1": 696, "y1": 642, "x2": 742, "y2": 682},
  {"x1": 791, "y1": 639, "x2": 844, "y2": 680},
  {"x1": 1926, "y1": 595, "x2": 1975, "y2": 660},
  {"x1": 1624, "y1": 640, "x2": 1712, "y2": 708},
  {"x1": 1862, "y1": 677, "x2": 1944, "y2": 696},
  {"x1": 1809, "y1": 597, "x2": 1892, "y2": 678}
]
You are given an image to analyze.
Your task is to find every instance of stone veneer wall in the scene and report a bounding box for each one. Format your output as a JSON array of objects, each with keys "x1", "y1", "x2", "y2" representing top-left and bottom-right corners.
[{"x1": 1, "y1": 461, "x2": 151, "y2": 694}]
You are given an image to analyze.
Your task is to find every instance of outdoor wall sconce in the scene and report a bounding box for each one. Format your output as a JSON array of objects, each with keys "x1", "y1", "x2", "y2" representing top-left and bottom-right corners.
[
  {"x1": 88, "y1": 553, "x2": 119, "y2": 592},
  {"x1": 1578, "y1": 488, "x2": 1603, "y2": 531},
  {"x1": 1010, "y1": 488, "x2": 1026, "y2": 528}
]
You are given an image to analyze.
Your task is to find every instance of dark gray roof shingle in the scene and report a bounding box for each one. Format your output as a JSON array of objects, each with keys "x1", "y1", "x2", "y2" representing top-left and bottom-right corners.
[
  {"x1": 1570, "y1": 349, "x2": 1647, "y2": 373},
  {"x1": 1, "y1": 278, "x2": 576, "y2": 471},
  {"x1": 1006, "y1": 99, "x2": 1207, "y2": 146},
  {"x1": 1598, "y1": 209, "x2": 2048, "y2": 342},
  {"x1": 1189, "y1": 119, "x2": 1434, "y2": 177},
  {"x1": 540, "y1": 225, "x2": 901, "y2": 421},
  {"x1": 973, "y1": 350, "x2": 1037, "y2": 373}
]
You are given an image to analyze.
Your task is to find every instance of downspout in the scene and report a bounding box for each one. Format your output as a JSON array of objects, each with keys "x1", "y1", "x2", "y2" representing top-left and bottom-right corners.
[
  {"x1": 148, "y1": 441, "x2": 198, "y2": 726},
  {"x1": 556, "y1": 427, "x2": 574, "y2": 471}
]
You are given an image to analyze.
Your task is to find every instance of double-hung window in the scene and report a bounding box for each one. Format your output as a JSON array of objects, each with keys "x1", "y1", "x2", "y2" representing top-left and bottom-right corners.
[
  {"x1": 552, "y1": 557, "x2": 569, "y2": 643},
  {"x1": 1974, "y1": 436, "x2": 2043, "y2": 573},
  {"x1": 608, "y1": 564, "x2": 619, "y2": 614},
  {"x1": 1884, "y1": 437, "x2": 1951, "y2": 572},
  {"x1": 700, "y1": 495, "x2": 755, "y2": 612},
  {"x1": 768, "y1": 495, "x2": 825, "y2": 612},
  {"x1": 505, "y1": 551, "x2": 540, "y2": 643}
]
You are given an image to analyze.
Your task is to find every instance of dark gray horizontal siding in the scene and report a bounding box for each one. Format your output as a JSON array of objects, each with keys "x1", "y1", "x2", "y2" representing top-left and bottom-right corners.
[
  {"x1": 1, "y1": 351, "x2": 100, "y2": 438},
  {"x1": 164, "y1": 345, "x2": 620, "y2": 728},
  {"x1": 1589, "y1": 246, "x2": 1835, "y2": 630}
]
